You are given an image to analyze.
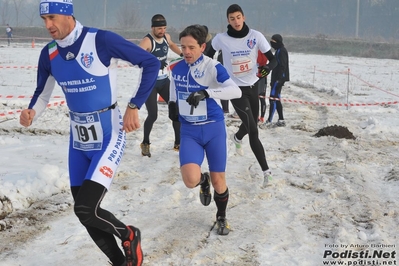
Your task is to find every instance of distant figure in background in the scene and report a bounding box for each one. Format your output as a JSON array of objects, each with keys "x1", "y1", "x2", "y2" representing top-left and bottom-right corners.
[
  {"x1": 6, "y1": 24, "x2": 13, "y2": 46},
  {"x1": 262, "y1": 34, "x2": 290, "y2": 127},
  {"x1": 138, "y1": 14, "x2": 182, "y2": 157},
  {"x1": 202, "y1": 25, "x2": 213, "y2": 56},
  {"x1": 256, "y1": 50, "x2": 268, "y2": 123}
]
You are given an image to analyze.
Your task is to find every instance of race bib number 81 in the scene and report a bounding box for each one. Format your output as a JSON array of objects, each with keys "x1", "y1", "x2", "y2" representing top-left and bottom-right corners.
[
  {"x1": 231, "y1": 56, "x2": 253, "y2": 77},
  {"x1": 70, "y1": 111, "x2": 103, "y2": 151}
]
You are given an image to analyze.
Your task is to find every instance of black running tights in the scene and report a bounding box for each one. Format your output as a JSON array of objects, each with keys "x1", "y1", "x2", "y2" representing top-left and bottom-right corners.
[
  {"x1": 143, "y1": 78, "x2": 180, "y2": 145},
  {"x1": 71, "y1": 180, "x2": 128, "y2": 266},
  {"x1": 231, "y1": 84, "x2": 270, "y2": 171}
]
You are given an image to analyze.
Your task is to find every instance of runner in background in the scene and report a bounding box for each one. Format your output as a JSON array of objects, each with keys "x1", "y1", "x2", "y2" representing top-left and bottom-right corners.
[
  {"x1": 138, "y1": 14, "x2": 183, "y2": 157},
  {"x1": 205, "y1": 4, "x2": 277, "y2": 187}
]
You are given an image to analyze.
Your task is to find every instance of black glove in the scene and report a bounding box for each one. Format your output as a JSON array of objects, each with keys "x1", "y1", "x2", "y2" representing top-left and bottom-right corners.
[
  {"x1": 160, "y1": 60, "x2": 168, "y2": 69},
  {"x1": 186, "y1": 90, "x2": 209, "y2": 108},
  {"x1": 168, "y1": 101, "x2": 179, "y2": 122},
  {"x1": 258, "y1": 65, "x2": 270, "y2": 78}
]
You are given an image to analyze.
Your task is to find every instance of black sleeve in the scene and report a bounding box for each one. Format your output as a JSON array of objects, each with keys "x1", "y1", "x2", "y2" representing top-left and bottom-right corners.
[
  {"x1": 264, "y1": 50, "x2": 277, "y2": 71},
  {"x1": 204, "y1": 45, "x2": 216, "y2": 58}
]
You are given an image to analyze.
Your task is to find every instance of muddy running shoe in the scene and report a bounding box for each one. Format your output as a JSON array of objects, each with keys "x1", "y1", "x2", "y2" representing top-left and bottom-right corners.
[
  {"x1": 276, "y1": 120, "x2": 286, "y2": 127},
  {"x1": 140, "y1": 143, "x2": 151, "y2": 157},
  {"x1": 230, "y1": 133, "x2": 244, "y2": 156},
  {"x1": 199, "y1": 172, "x2": 211, "y2": 206},
  {"x1": 122, "y1": 226, "x2": 143, "y2": 266},
  {"x1": 263, "y1": 170, "x2": 272, "y2": 188},
  {"x1": 259, "y1": 120, "x2": 272, "y2": 129},
  {"x1": 216, "y1": 216, "x2": 231, "y2": 235},
  {"x1": 173, "y1": 143, "x2": 180, "y2": 151}
]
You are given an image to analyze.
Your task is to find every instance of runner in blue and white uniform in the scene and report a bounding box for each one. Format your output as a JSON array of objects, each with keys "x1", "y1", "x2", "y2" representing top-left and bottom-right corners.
[
  {"x1": 19, "y1": 1, "x2": 159, "y2": 265},
  {"x1": 205, "y1": 4, "x2": 277, "y2": 188},
  {"x1": 138, "y1": 14, "x2": 182, "y2": 157},
  {"x1": 168, "y1": 25, "x2": 241, "y2": 235}
]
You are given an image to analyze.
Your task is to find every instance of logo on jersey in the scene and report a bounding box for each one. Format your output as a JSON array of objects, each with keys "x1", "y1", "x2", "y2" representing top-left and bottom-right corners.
[
  {"x1": 193, "y1": 68, "x2": 204, "y2": 79},
  {"x1": 66, "y1": 51, "x2": 75, "y2": 60},
  {"x1": 100, "y1": 165, "x2": 113, "y2": 178},
  {"x1": 247, "y1": 38, "x2": 257, "y2": 49},
  {"x1": 162, "y1": 45, "x2": 168, "y2": 54},
  {"x1": 80, "y1": 52, "x2": 94, "y2": 68}
]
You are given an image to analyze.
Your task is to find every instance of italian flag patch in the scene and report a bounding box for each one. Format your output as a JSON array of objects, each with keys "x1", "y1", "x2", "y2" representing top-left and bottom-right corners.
[{"x1": 49, "y1": 42, "x2": 59, "y2": 60}]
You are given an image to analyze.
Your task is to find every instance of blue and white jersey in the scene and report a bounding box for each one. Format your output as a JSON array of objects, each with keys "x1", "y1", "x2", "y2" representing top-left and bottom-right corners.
[
  {"x1": 212, "y1": 29, "x2": 271, "y2": 86},
  {"x1": 169, "y1": 54, "x2": 241, "y2": 125},
  {"x1": 28, "y1": 26, "x2": 159, "y2": 117}
]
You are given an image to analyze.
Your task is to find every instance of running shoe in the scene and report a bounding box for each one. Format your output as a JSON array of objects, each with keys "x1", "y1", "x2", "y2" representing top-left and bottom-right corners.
[
  {"x1": 122, "y1": 226, "x2": 143, "y2": 266},
  {"x1": 259, "y1": 120, "x2": 272, "y2": 129},
  {"x1": 263, "y1": 170, "x2": 272, "y2": 188},
  {"x1": 140, "y1": 143, "x2": 151, "y2": 157},
  {"x1": 173, "y1": 143, "x2": 180, "y2": 151},
  {"x1": 276, "y1": 120, "x2": 286, "y2": 127},
  {"x1": 230, "y1": 133, "x2": 244, "y2": 156},
  {"x1": 199, "y1": 172, "x2": 211, "y2": 206},
  {"x1": 216, "y1": 216, "x2": 231, "y2": 235}
]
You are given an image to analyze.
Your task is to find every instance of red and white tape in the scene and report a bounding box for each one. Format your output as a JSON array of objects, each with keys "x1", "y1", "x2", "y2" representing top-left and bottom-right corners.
[
  {"x1": 0, "y1": 95, "x2": 64, "y2": 99},
  {"x1": 260, "y1": 96, "x2": 398, "y2": 106},
  {"x1": 0, "y1": 100, "x2": 66, "y2": 117},
  {"x1": 0, "y1": 65, "x2": 132, "y2": 69}
]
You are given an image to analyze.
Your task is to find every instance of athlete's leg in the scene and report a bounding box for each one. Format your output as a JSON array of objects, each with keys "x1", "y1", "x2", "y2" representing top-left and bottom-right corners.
[
  {"x1": 232, "y1": 87, "x2": 269, "y2": 171},
  {"x1": 158, "y1": 78, "x2": 181, "y2": 146},
  {"x1": 274, "y1": 84, "x2": 284, "y2": 120},
  {"x1": 267, "y1": 81, "x2": 279, "y2": 122},
  {"x1": 71, "y1": 186, "x2": 125, "y2": 266},
  {"x1": 142, "y1": 82, "x2": 160, "y2": 144},
  {"x1": 179, "y1": 124, "x2": 205, "y2": 188}
]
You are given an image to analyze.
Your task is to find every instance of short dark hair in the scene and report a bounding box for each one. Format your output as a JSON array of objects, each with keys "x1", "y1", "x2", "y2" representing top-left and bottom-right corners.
[
  {"x1": 227, "y1": 4, "x2": 244, "y2": 18},
  {"x1": 179, "y1": 25, "x2": 207, "y2": 46},
  {"x1": 151, "y1": 14, "x2": 165, "y2": 22}
]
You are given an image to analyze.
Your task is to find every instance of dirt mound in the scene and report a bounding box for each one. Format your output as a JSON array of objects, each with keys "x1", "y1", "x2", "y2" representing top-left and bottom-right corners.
[{"x1": 314, "y1": 125, "x2": 356, "y2": 140}]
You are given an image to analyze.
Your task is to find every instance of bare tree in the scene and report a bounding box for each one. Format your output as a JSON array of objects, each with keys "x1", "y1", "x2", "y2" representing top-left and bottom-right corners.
[
  {"x1": 0, "y1": 0, "x2": 12, "y2": 25},
  {"x1": 115, "y1": 1, "x2": 142, "y2": 29},
  {"x1": 12, "y1": 0, "x2": 23, "y2": 26}
]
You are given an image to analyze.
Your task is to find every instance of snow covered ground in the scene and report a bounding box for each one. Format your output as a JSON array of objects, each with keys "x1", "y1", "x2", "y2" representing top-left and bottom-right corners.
[{"x1": 0, "y1": 44, "x2": 398, "y2": 266}]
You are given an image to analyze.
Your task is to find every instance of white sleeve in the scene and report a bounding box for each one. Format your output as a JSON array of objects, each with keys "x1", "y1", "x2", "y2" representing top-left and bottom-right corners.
[
  {"x1": 32, "y1": 75, "x2": 56, "y2": 121},
  {"x1": 169, "y1": 76, "x2": 177, "y2": 103},
  {"x1": 206, "y1": 78, "x2": 241, "y2": 100}
]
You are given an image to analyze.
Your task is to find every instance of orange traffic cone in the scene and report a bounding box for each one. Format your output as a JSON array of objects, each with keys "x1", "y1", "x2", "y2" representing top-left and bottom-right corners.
[{"x1": 31, "y1": 39, "x2": 35, "y2": 48}]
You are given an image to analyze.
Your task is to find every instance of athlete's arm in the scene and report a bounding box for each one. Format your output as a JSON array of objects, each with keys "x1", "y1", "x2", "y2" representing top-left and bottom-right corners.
[
  {"x1": 138, "y1": 36, "x2": 152, "y2": 52},
  {"x1": 264, "y1": 50, "x2": 277, "y2": 71},
  {"x1": 25, "y1": 47, "x2": 56, "y2": 122},
  {"x1": 205, "y1": 64, "x2": 241, "y2": 100},
  {"x1": 165, "y1": 33, "x2": 182, "y2": 56},
  {"x1": 96, "y1": 30, "x2": 160, "y2": 108}
]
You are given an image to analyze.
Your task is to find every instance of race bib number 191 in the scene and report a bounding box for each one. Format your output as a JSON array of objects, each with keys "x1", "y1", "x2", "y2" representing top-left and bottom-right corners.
[{"x1": 70, "y1": 111, "x2": 103, "y2": 151}]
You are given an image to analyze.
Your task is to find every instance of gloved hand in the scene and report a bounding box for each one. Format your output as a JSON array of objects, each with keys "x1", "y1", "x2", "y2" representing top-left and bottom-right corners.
[
  {"x1": 186, "y1": 90, "x2": 209, "y2": 108},
  {"x1": 168, "y1": 101, "x2": 179, "y2": 122},
  {"x1": 160, "y1": 60, "x2": 168, "y2": 69},
  {"x1": 258, "y1": 65, "x2": 270, "y2": 78}
]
